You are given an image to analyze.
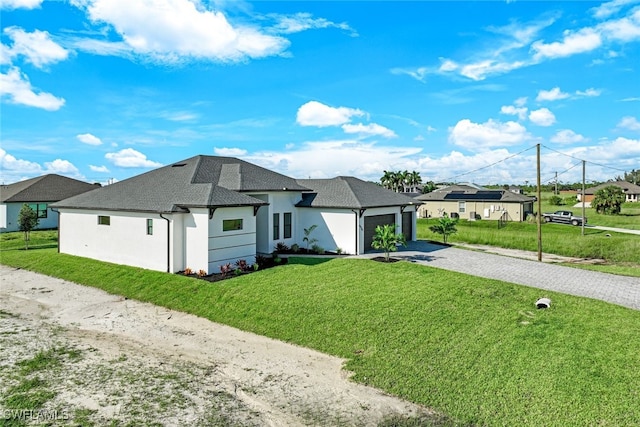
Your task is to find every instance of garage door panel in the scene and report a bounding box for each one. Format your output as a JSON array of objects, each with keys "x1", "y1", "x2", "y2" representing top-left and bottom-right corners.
[
  {"x1": 402, "y1": 211, "x2": 413, "y2": 242},
  {"x1": 364, "y1": 214, "x2": 396, "y2": 252}
]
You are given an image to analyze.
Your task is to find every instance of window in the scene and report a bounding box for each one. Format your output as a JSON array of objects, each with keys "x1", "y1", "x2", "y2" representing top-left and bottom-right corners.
[
  {"x1": 98, "y1": 215, "x2": 110, "y2": 225},
  {"x1": 223, "y1": 218, "x2": 243, "y2": 231},
  {"x1": 458, "y1": 202, "x2": 466, "y2": 213},
  {"x1": 273, "y1": 213, "x2": 280, "y2": 240},
  {"x1": 284, "y1": 212, "x2": 292, "y2": 239},
  {"x1": 28, "y1": 203, "x2": 47, "y2": 219},
  {"x1": 146, "y1": 219, "x2": 153, "y2": 235}
]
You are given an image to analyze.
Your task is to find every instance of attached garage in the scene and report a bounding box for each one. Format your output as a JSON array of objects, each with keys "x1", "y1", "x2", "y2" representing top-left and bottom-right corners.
[
  {"x1": 402, "y1": 211, "x2": 413, "y2": 242},
  {"x1": 364, "y1": 213, "x2": 396, "y2": 252}
]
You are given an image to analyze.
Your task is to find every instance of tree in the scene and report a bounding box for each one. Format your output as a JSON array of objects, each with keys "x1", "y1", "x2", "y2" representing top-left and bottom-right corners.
[
  {"x1": 18, "y1": 204, "x2": 39, "y2": 250},
  {"x1": 371, "y1": 224, "x2": 406, "y2": 262},
  {"x1": 407, "y1": 171, "x2": 422, "y2": 192},
  {"x1": 592, "y1": 185, "x2": 626, "y2": 215},
  {"x1": 380, "y1": 170, "x2": 394, "y2": 191},
  {"x1": 429, "y1": 214, "x2": 458, "y2": 244},
  {"x1": 302, "y1": 224, "x2": 318, "y2": 250}
]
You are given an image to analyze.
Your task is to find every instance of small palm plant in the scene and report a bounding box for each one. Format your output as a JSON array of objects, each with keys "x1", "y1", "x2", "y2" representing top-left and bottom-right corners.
[
  {"x1": 371, "y1": 224, "x2": 406, "y2": 262},
  {"x1": 429, "y1": 214, "x2": 458, "y2": 243},
  {"x1": 302, "y1": 224, "x2": 318, "y2": 250}
]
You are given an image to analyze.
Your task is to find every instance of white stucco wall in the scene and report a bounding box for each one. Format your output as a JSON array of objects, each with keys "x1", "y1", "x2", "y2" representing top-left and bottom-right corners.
[
  {"x1": 0, "y1": 203, "x2": 58, "y2": 232},
  {"x1": 0, "y1": 204, "x2": 6, "y2": 229},
  {"x1": 249, "y1": 191, "x2": 302, "y2": 254},
  {"x1": 183, "y1": 209, "x2": 209, "y2": 274},
  {"x1": 298, "y1": 208, "x2": 357, "y2": 255},
  {"x1": 208, "y1": 206, "x2": 257, "y2": 273},
  {"x1": 58, "y1": 209, "x2": 171, "y2": 272}
]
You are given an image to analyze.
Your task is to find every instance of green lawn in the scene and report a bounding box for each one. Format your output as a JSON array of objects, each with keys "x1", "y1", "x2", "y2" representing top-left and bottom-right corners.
[
  {"x1": 417, "y1": 218, "x2": 640, "y2": 277},
  {"x1": 534, "y1": 192, "x2": 640, "y2": 229},
  {"x1": 1, "y1": 247, "x2": 639, "y2": 426}
]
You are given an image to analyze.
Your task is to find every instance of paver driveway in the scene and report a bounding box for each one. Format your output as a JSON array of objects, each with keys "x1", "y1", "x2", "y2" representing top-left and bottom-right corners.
[{"x1": 360, "y1": 241, "x2": 640, "y2": 311}]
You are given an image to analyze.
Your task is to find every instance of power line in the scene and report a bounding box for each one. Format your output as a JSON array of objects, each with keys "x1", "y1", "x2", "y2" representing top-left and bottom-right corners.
[
  {"x1": 440, "y1": 144, "x2": 538, "y2": 183},
  {"x1": 541, "y1": 144, "x2": 629, "y2": 173}
]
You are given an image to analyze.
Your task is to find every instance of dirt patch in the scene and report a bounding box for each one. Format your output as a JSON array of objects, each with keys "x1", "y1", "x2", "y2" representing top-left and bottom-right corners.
[{"x1": 0, "y1": 266, "x2": 432, "y2": 426}]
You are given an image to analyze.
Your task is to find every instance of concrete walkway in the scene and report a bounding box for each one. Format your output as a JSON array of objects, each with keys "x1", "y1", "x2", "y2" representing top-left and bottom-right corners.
[
  {"x1": 590, "y1": 225, "x2": 640, "y2": 235},
  {"x1": 358, "y1": 241, "x2": 640, "y2": 311}
]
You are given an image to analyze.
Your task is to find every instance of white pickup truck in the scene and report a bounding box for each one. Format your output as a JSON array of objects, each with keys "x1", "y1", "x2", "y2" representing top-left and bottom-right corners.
[{"x1": 542, "y1": 210, "x2": 587, "y2": 226}]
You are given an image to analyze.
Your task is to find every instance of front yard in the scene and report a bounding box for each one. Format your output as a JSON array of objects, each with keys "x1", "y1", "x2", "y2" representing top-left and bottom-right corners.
[{"x1": 1, "y1": 243, "x2": 639, "y2": 426}]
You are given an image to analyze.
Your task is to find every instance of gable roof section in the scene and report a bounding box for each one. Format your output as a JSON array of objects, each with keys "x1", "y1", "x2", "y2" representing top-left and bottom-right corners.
[
  {"x1": 1, "y1": 174, "x2": 99, "y2": 203},
  {"x1": 191, "y1": 156, "x2": 309, "y2": 192},
  {"x1": 416, "y1": 188, "x2": 535, "y2": 203},
  {"x1": 296, "y1": 177, "x2": 418, "y2": 209},
  {"x1": 584, "y1": 181, "x2": 640, "y2": 195},
  {"x1": 51, "y1": 156, "x2": 285, "y2": 213}
]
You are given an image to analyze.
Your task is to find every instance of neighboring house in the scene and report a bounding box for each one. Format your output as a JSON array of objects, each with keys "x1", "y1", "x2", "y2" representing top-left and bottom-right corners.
[
  {"x1": 579, "y1": 181, "x2": 640, "y2": 203},
  {"x1": 296, "y1": 177, "x2": 418, "y2": 255},
  {"x1": 0, "y1": 174, "x2": 99, "y2": 232},
  {"x1": 52, "y1": 156, "x2": 418, "y2": 275},
  {"x1": 508, "y1": 186, "x2": 523, "y2": 194},
  {"x1": 415, "y1": 185, "x2": 535, "y2": 222}
]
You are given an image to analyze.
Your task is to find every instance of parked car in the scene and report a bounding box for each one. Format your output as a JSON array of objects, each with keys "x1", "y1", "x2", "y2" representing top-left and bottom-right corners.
[{"x1": 542, "y1": 210, "x2": 586, "y2": 226}]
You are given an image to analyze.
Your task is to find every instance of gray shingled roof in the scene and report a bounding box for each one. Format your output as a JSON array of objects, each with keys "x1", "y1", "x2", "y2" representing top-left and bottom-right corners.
[
  {"x1": 51, "y1": 155, "x2": 309, "y2": 213},
  {"x1": 415, "y1": 188, "x2": 535, "y2": 203},
  {"x1": 584, "y1": 180, "x2": 640, "y2": 195},
  {"x1": 296, "y1": 177, "x2": 419, "y2": 209},
  {"x1": 1, "y1": 174, "x2": 99, "y2": 203}
]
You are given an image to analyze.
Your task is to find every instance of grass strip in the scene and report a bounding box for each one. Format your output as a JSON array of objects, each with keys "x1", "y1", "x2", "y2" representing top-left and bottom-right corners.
[{"x1": 1, "y1": 248, "x2": 639, "y2": 425}]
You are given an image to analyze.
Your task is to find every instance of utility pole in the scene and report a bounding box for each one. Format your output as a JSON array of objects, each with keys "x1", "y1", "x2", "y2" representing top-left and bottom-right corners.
[
  {"x1": 554, "y1": 171, "x2": 558, "y2": 195},
  {"x1": 582, "y1": 160, "x2": 586, "y2": 236},
  {"x1": 537, "y1": 144, "x2": 542, "y2": 262}
]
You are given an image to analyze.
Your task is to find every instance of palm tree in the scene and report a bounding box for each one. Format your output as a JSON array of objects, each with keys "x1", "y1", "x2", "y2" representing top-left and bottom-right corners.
[
  {"x1": 380, "y1": 170, "x2": 394, "y2": 190},
  {"x1": 398, "y1": 170, "x2": 409, "y2": 192},
  {"x1": 408, "y1": 171, "x2": 422, "y2": 192}
]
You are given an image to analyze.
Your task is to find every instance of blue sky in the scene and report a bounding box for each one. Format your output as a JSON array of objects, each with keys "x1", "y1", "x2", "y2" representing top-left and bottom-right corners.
[{"x1": 1, "y1": 0, "x2": 639, "y2": 186}]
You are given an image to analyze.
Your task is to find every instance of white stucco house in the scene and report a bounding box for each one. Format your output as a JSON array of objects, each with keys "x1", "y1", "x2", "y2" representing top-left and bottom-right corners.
[
  {"x1": 52, "y1": 156, "x2": 418, "y2": 275},
  {"x1": 1, "y1": 174, "x2": 100, "y2": 232}
]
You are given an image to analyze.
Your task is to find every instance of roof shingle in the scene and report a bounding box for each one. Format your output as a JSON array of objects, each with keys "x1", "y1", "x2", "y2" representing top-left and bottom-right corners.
[
  {"x1": 1, "y1": 174, "x2": 99, "y2": 203},
  {"x1": 296, "y1": 177, "x2": 418, "y2": 209}
]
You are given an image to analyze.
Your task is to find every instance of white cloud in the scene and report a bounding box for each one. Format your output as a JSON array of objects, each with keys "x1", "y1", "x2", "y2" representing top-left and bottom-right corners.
[
  {"x1": 550, "y1": 129, "x2": 586, "y2": 144},
  {"x1": 296, "y1": 101, "x2": 363, "y2": 127},
  {"x1": 514, "y1": 97, "x2": 528, "y2": 107},
  {"x1": 246, "y1": 139, "x2": 421, "y2": 179},
  {"x1": 44, "y1": 159, "x2": 81, "y2": 176},
  {"x1": 213, "y1": 147, "x2": 248, "y2": 156},
  {"x1": 617, "y1": 116, "x2": 640, "y2": 131},
  {"x1": 89, "y1": 164, "x2": 110, "y2": 173},
  {"x1": 0, "y1": 0, "x2": 42, "y2": 10},
  {"x1": 529, "y1": 108, "x2": 556, "y2": 126},
  {"x1": 3, "y1": 27, "x2": 69, "y2": 68},
  {"x1": 575, "y1": 88, "x2": 602, "y2": 97},
  {"x1": 341, "y1": 123, "x2": 397, "y2": 138},
  {"x1": 0, "y1": 67, "x2": 65, "y2": 110},
  {"x1": 536, "y1": 87, "x2": 570, "y2": 102},
  {"x1": 598, "y1": 9, "x2": 640, "y2": 42},
  {"x1": 532, "y1": 28, "x2": 602, "y2": 60},
  {"x1": 591, "y1": 0, "x2": 640, "y2": 19},
  {"x1": 77, "y1": 133, "x2": 103, "y2": 146},
  {"x1": 500, "y1": 105, "x2": 528, "y2": 120},
  {"x1": 459, "y1": 59, "x2": 527, "y2": 81},
  {"x1": 0, "y1": 148, "x2": 42, "y2": 177},
  {"x1": 105, "y1": 148, "x2": 162, "y2": 168},
  {"x1": 269, "y1": 12, "x2": 357, "y2": 36},
  {"x1": 439, "y1": 59, "x2": 458, "y2": 72},
  {"x1": 74, "y1": 0, "x2": 289, "y2": 64},
  {"x1": 390, "y1": 66, "x2": 429, "y2": 82},
  {"x1": 448, "y1": 119, "x2": 533, "y2": 151}
]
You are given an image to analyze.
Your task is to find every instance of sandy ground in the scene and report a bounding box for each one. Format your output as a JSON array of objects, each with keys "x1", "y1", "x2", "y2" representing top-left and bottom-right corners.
[{"x1": 0, "y1": 265, "x2": 431, "y2": 426}]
